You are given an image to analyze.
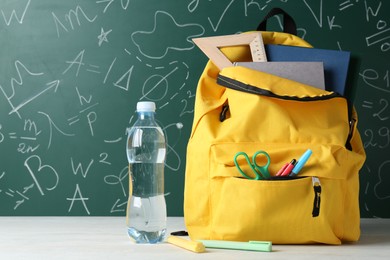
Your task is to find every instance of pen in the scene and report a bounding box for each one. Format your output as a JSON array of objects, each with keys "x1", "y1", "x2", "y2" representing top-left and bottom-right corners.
[
  {"x1": 290, "y1": 149, "x2": 312, "y2": 176},
  {"x1": 276, "y1": 159, "x2": 296, "y2": 176},
  {"x1": 198, "y1": 240, "x2": 272, "y2": 252}
]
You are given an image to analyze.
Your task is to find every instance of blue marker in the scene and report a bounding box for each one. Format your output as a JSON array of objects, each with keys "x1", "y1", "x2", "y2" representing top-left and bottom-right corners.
[{"x1": 290, "y1": 149, "x2": 312, "y2": 176}]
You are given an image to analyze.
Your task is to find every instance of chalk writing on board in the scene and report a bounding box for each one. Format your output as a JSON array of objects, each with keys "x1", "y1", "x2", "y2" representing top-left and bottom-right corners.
[
  {"x1": 140, "y1": 61, "x2": 190, "y2": 109},
  {"x1": 131, "y1": 11, "x2": 205, "y2": 59},
  {"x1": 97, "y1": 27, "x2": 112, "y2": 46},
  {"x1": 243, "y1": 0, "x2": 267, "y2": 14},
  {"x1": 366, "y1": 20, "x2": 390, "y2": 52},
  {"x1": 180, "y1": 81, "x2": 195, "y2": 116},
  {"x1": 17, "y1": 142, "x2": 40, "y2": 154},
  {"x1": 303, "y1": 0, "x2": 342, "y2": 30},
  {"x1": 374, "y1": 160, "x2": 390, "y2": 199},
  {"x1": 363, "y1": 127, "x2": 390, "y2": 149},
  {"x1": 103, "y1": 57, "x2": 117, "y2": 84},
  {"x1": 0, "y1": 60, "x2": 45, "y2": 119},
  {"x1": 0, "y1": 124, "x2": 5, "y2": 143},
  {"x1": 23, "y1": 119, "x2": 41, "y2": 139},
  {"x1": 187, "y1": 0, "x2": 200, "y2": 13},
  {"x1": 104, "y1": 165, "x2": 129, "y2": 213},
  {"x1": 71, "y1": 158, "x2": 94, "y2": 178},
  {"x1": 38, "y1": 111, "x2": 75, "y2": 149},
  {"x1": 364, "y1": 1, "x2": 390, "y2": 52},
  {"x1": 110, "y1": 198, "x2": 127, "y2": 213},
  {"x1": 24, "y1": 155, "x2": 59, "y2": 196},
  {"x1": 207, "y1": 0, "x2": 235, "y2": 31},
  {"x1": 104, "y1": 137, "x2": 123, "y2": 143},
  {"x1": 339, "y1": 0, "x2": 358, "y2": 11},
  {"x1": 13, "y1": 183, "x2": 34, "y2": 210},
  {"x1": 62, "y1": 50, "x2": 87, "y2": 76},
  {"x1": 0, "y1": 0, "x2": 31, "y2": 26},
  {"x1": 52, "y1": 5, "x2": 98, "y2": 38},
  {"x1": 67, "y1": 184, "x2": 90, "y2": 215},
  {"x1": 1, "y1": 168, "x2": 36, "y2": 210},
  {"x1": 163, "y1": 122, "x2": 184, "y2": 172},
  {"x1": 113, "y1": 66, "x2": 134, "y2": 91},
  {"x1": 67, "y1": 87, "x2": 100, "y2": 136},
  {"x1": 140, "y1": 67, "x2": 178, "y2": 101},
  {"x1": 104, "y1": 166, "x2": 128, "y2": 197},
  {"x1": 62, "y1": 49, "x2": 134, "y2": 92},
  {"x1": 11, "y1": 80, "x2": 61, "y2": 117},
  {"x1": 7, "y1": 119, "x2": 42, "y2": 154},
  {"x1": 365, "y1": 1, "x2": 382, "y2": 22},
  {"x1": 303, "y1": 0, "x2": 323, "y2": 28},
  {"x1": 99, "y1": 153, "x2": 112, "y2": 165},
  {"x1": 359, "y1": 69, "x2": 390, "y2": 94},
  {"x1": 362, "y1": 99, "x2": 390, "y2": 123},
  {"x1": 358, "y1": 48, "x2": 390, "y2": 212},
  {"x1": 97, "y1": 0, "x2": 130, "y2": 13}
]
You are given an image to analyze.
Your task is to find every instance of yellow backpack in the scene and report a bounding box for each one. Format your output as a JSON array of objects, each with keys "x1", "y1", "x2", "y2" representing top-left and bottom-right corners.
[{"x1": 184, "y1": 9, "x2": 366, "y2": 244}]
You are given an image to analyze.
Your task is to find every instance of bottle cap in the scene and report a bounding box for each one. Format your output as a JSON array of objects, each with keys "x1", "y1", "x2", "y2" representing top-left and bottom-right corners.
[{"x1": 136, "y1": 101, "x2": 156, "y2": 112}]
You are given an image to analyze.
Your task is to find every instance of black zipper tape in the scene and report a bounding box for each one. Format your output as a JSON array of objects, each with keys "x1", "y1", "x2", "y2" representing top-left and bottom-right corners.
[
  {"x1": 217, "y1": 74, "x2": 354, "y2": 150},
  {"x1": 217, "y1": 74, "x2": 343, "y2": 102}
]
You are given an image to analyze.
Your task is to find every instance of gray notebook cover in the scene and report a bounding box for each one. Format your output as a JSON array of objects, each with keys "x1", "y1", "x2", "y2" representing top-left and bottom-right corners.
[{"x1": 235, "y1": 62, "x2": 325, "y2": 90}]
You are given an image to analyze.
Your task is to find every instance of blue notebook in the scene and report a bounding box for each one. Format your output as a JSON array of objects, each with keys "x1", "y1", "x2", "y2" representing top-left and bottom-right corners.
[{"x1": 265, "y1": 44, "x2": 351, "y2": 96}]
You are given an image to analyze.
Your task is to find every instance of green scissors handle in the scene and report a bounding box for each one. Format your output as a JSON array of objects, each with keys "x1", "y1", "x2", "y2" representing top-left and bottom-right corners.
[{"x1": 233, "y1": 150, "x2": 271, "y2": 180}]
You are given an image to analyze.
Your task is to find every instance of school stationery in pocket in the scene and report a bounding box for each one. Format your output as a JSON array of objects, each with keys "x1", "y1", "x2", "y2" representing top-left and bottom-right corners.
[{"x1": 184, "y1": 8, "x2": 366, "y2": 245}]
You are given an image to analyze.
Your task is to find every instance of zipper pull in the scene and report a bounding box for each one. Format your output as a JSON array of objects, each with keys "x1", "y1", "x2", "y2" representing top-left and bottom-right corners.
[
  {"x1": 312, "y1": 177, "x2": 321, "y2": 217},
  {"x1": 346, "y1": 118, "x2": 356, "y2": 150},
  {"x1": 219, "y1": 104, "x2": 229, "y2": 122}
]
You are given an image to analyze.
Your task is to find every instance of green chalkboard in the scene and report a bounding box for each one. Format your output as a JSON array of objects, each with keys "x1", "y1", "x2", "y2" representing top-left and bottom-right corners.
[{"x1": 0, "y1": 1, "x2": 389, "y2": 217}]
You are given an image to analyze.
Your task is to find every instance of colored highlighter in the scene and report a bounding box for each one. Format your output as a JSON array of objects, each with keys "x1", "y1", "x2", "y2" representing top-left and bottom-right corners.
[
  {"x1": 276, "y1": 159, "x2": 296, "y2": 176},
  {"x1": 290, "y1": 149, "x2": 312, "y2": 176},
  {"x1": 198, "y1": 240, "x2": 272, "y2": 252},
  {"x1": 167, "y1": 236, "x2": 205, "y2": 253}
]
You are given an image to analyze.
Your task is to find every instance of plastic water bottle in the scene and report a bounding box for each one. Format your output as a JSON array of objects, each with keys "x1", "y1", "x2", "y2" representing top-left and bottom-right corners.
[{"x1": 126, "y1": 101, "x2": 167, "y2": 243}]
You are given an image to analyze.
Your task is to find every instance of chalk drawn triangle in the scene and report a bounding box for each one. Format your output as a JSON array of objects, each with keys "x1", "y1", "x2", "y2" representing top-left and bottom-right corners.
[{"x1": 113, "y1": 65, "x2": 134, "y2": 91}]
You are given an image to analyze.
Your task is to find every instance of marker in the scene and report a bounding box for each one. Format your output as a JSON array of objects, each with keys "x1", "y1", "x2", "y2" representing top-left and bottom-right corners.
[
  {"x1": 290, "y1": 149, "x2": 312, "y2": 176},
  {"x1": 276, "y1": 159, "x2": 296, "y2": 176},
  {"x1": 167, "y1": 236, "x2": 205, "y2": 253},
  {"x1": 198, "y1": 240, "x2": 272, "y2": 252}
]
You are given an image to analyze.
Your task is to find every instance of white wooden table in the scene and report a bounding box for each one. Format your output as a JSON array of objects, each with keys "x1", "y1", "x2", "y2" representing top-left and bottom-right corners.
[{"x1": 0, "y1": 217, "x2": 389, "y2": 259}]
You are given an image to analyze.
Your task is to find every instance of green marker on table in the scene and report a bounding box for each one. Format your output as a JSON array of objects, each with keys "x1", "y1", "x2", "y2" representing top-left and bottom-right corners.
[{"x1": 198, "y1": 240, "x2": 272, "y2": 252}]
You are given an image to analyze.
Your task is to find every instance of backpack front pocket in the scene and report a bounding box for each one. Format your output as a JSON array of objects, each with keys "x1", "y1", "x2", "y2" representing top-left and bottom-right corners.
[{"x1": 209, "y1": 143, "x2": 347, "y2": 244}]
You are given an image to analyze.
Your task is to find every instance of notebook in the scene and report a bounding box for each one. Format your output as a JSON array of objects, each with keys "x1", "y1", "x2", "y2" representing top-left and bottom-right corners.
[
  {"x1": 235, "y1": 61, "x2": 325, "y2": 90},
  {"x1": 265, "y1": 44, "x2": 351, "y2": 96}
]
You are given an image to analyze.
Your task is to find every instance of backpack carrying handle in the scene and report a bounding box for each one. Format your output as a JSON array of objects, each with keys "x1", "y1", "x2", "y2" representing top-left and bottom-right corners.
[{"x1": 257, "y1": 8, "x2": 297, "y2": 36}]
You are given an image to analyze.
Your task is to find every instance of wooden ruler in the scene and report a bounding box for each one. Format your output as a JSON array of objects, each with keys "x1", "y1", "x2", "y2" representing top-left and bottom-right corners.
[
  {"x1": 249, "y1": 33, "x2": 267, "y2": 62},
  {"x1": 192, "y1": 32, "x2": 267, "y2": 70}
]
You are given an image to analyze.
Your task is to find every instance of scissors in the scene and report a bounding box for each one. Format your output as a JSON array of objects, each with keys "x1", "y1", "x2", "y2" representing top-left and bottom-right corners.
[{"x1": 233, "y1": 150, "x2": 271, "y2": 180}]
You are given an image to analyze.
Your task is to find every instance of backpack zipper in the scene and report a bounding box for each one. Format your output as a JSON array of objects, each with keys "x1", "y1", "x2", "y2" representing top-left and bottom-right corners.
[
  {"x1": 312, "y1": 177, "x2": 321, "y2": 217},
  {"x1": 217, "y1": 74, "x2": 342, "y2": 102},
  {"x1": 217, "y1": 74, "x2": 354, "y2": 150}
]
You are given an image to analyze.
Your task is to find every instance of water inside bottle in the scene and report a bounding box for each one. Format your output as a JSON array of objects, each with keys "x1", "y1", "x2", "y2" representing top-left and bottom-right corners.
[{"x1": 127, "y1": 195, "x2": 167, "y2": 243}]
